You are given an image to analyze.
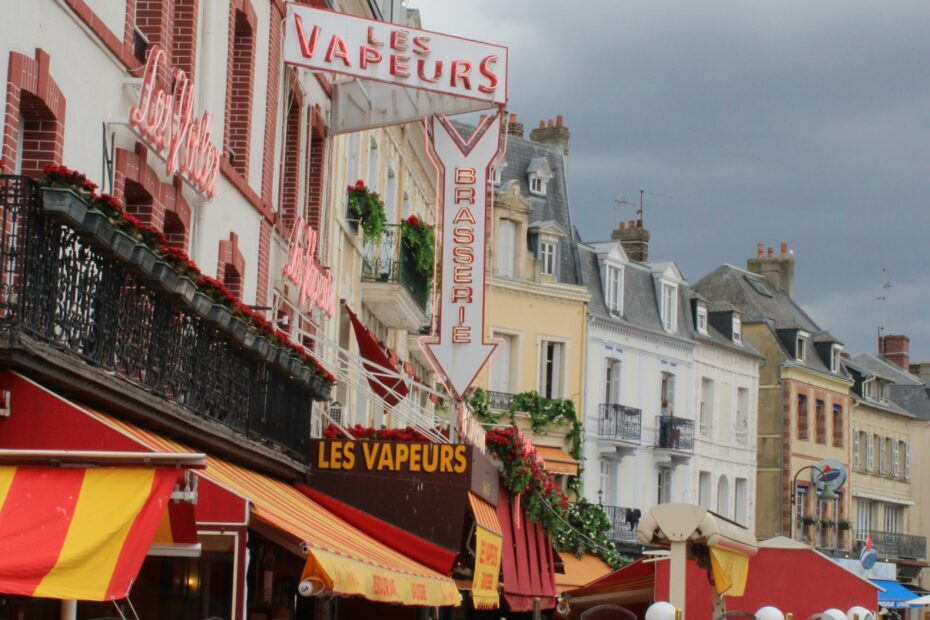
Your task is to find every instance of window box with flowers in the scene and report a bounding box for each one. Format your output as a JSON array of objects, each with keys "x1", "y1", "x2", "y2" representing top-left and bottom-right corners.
[
  {"x1": 401, "y1": 215, "x2": 436, "y2": 282},
  {"x1": 346, "y1": 180, "x2": 387, "y2": 244},
  {"x1": 39, "y1": 165, "x2": 95, "y2": 226}
]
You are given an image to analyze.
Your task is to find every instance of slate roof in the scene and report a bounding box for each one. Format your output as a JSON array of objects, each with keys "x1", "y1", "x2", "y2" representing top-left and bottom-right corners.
[
  {"x1": 890, "y1": 385, "x2": 930, "y2": 421},
  {"x1": 851, "y1": 353, "x2": 922, "y2": 385},
  {"x1": 694, "y1": 264, "x2": 842, "y2": 377},
  {"x1": 846, "y1": 353, "x2": 930, "y2": 421},
  {"x1": 454, "y1": 121, "x2": 581, "y2": 286}
]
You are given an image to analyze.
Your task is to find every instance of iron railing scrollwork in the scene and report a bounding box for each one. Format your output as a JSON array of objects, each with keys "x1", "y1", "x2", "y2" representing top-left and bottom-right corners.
[
  {"x1": 361, "y1": 224, "x2": 429, "y2": 311},
  {"x1": 865, "y1": 529, "x2": 927, "y2": 560},
  {"x1": 602, "y1": 505, "x2": 640, "y2": 542},
  {"x1": 598, "y1": 404, "x2": 642, "y2": 442},
  {"x1": 655, "y1": 415, "x2": 695, "y2": 452},
  {"x1": 0, "y1": 175, "x2": 313, "y2": 461}
]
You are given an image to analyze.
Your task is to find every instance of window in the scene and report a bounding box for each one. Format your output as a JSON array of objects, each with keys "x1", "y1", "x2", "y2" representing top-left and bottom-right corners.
[
  {"x1": 604, "y1": 360, "x2": 621, "y2": 405},
  {"x1": 832, "y1": 404, "x2": 843, "y2": 447},
  {"x1": 539, "y1": 240, "x2": 556, "y2": 275},
  {"x1": 492, "y1": 166, "x2": 502, "y2": 185},
  {"x1": 878, "y1": 435, "x2": 886, "y2": 475},
  {"x1": 661, "y1": 284, "x2": 677, "y2": 332},
  {"x1": 830, "y1": 345, "x2": 842, "y2": 373},
  {"x1": 599, "y1": 459, "x2": 611, "y2": 503},
  {"x1": 796, "y1": 333, "x2": 807, "y2": 362},
  {"x1": 856, "y1": 500, "x2": 873, "y2": 541},
  {"x1": 796, "y1": 486, "x2": 809, "y2": 541},
  {"x1": 698, "y1": 472, "x2": 712, "y2": 509},
  {"x1": 905, "y1": 442, "x2": 911, "y2": 480},
  {"x1": 529, "y1": 174, "x2": 546, "y2": 195},
  {"x1": 735, "y1": 478, "x2": 748, "y2": 526},
  {"x1": 700, "y1": 378, "x2": 714, "y2": 435},
  {"x1": 696, "y1": 305, "x2": 708, "y2": 334},
  {"x1": 384, "y1": 167, "x2": 397, "y2": 223},
  {"x1": 657, "y1": 469, "x2": 672, "y2": 504},
  {"x1": 539, "y1": 340, "x2": 565, "y2": 399},
  {"x1": 863, "y1": 379, "x2": 875, "y2": 401},
  {"x1": 815, "y1": 399, "x2": 826, "y2": 444},
  {"x1": 878, "y1": 381, "x2": 889, "y2": 402},
  {"x1": 716, "y1": 476, "x2": 730, "y2": 518},
  {"x1": 797, "y1": 394, "x2": 809, "y2": 440},
  {"x1": 892, "y1": 440, "x2": 900, "y2": 478},
  {"x1": 885, "y1": 438, "x2": 894, "y2": 476},
  {"x1": 606, "y1": 266, "x2": 623, "y2": 314},
  {"x1": 367, "y1": 137, "x2": 379, "y2": 188},
  {"x1": 732, "y1": 316, "x2": 742, "y2": 343},
  {"x1": 660, "y1": 372, "x2": 676, "y2": 415},
  {"x1": 853, "y1": 429, "x2": 861, "y2": 470},
  {"x1": 497, "y1": 219, "x2": 515, "y2": 277},
  {"x1": 884, "y1": 505, "x2": 900, "y2": 534},
  {"x1": 736, "y1": 387, "x2": 749, "y2": 443},
  {"x1": 346, "y1": 132, "x2": 360, "y2": 185},
  {"x1": 866, "y1": 433, "x2": 874, "y2": 472},
  {"x1": 490, "y1": 333, "x2": 516, "y2": 393}
]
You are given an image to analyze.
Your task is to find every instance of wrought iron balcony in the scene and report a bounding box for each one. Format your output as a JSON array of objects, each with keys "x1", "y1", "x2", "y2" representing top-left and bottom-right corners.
[
  {"x1": 598, "y1": 404, "x2": 642, "y2": 443},
  {"x1": 360, "y1": 224, "x2": 430, "y2": 329},
  {"x1": 487, "y1": 390, "x2": 515, "y2": 411},
  {"x1": 863, "y1": 530, "x2": 927, "y2": 560},
  {"x1": 602, "y1": 505, "x2": 640, "y2": 543},
  {"x1": 0, "y1": 175, "x2": 322, "y2": 464},
  {"x1": 655, "y1": 416, "x2": 694, "y2": 452}
]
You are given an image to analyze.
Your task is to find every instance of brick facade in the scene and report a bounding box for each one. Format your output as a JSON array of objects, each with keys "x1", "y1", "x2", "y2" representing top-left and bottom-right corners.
[
  {"x1": 224, "y1": 0, "x2": 257, "y2": 178},
  {"x1": 218, "y1": 232, "x2": 246, "y2": 299},
  {"x1": 261, "y1": 1, "x2": 284, "y2": 203},
  {"x1": 306, "y1": 105, "x2": 327, "y2": 253},
  {"x1": 172, "y1": 0, "x2": 199, "y2": 81},
  {"x1": 256, "y1": 218, "x2": 272, "y2": 307},
  {"x1": 281, "y1": 80, "x2": 303, "y2": 234}
]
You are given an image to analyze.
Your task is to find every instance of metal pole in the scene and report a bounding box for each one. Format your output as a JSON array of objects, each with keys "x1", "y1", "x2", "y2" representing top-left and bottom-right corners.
[
  {"x1": 60, "y1": 600, "x2": 77, "y2": 620},
  {"x1": 532, "y1": 597, "x2": 542, "y2": 620},
  {"x1": 669, "y1": 540, "x2": 687, "y2": 616}
]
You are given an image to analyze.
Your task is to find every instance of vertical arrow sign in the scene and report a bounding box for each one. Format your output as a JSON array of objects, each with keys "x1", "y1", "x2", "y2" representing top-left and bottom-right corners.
[{"x1": 420, "y1": 112, "x2": 506, "y2": 399}]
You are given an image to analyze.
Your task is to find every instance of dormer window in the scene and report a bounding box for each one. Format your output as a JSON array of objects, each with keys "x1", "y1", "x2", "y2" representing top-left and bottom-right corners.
[
  {"x1": 796, "y1": 332, "x2": 809, "y2": 362},
  {"x1": 606, "y1": 265, "x2": 624, "y2": 314},
  {"x1": 830, "y1": 344, "x2": 842, "y2": 373},
  {"x1": 529, "y1": 175, "x2": 546, "y2": 195},
  {"x1": 732, "y1": 316, "x2": 742, "y2": 344},
  {"x1": 526, "y1": 157, "x2": 553, "y2": 197},
  {"x1": 696, "y1": 304, "x2": 708, "y2": 335},
  {"x1": 529, "y1": 221, "x2": 566, "y2": 279},
  {"x1": 492, "y1": 167, "x2": 502, "y2": 185},
  {"x1": 540, "y1": 240, "x2": 556, "y2": 275},
  {"x1": 661, "y1": 283, "x2": 677, "y2": 332}
]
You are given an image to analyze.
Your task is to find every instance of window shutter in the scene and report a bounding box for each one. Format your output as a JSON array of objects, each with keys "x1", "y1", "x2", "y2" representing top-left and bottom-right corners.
[
  {"x1": 668, "y1": 375, "x2": 676, "y2": 414},
  {"x1": 905, "y1": 443, "x2": 911, "y2": 481},
  {"x1": 610, "y1": 362, "x2": 622, "y2": 404},
  {"x1": 892, "y1": 441, "x2": 899, "y2": 478},
  {"x1": 853, "y1": 431, "x2": 860, "y2": 470},
  {"x1": 866, "y1": 434, "x2": 874, "y2": 472},
  {"x1": 879, "y1": 438, "x2": 886, "y2": 474}
]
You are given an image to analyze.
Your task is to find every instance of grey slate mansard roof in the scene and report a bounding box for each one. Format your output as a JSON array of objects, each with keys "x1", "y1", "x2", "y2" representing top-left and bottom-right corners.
[
  {"x1": 847, "y1": 352, "x2": 930, "y2": 421},
  {"x1": 452, "y1": 121, "x2": 581, "y2": 286},
  {"x1": 693, "y1": 264, "x2": 838, "y2": 375}
]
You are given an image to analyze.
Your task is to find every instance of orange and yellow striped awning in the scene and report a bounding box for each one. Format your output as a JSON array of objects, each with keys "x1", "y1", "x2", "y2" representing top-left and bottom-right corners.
[
  {"x1": 0, "y1": 465, "x2": 179, "y2": 601},
  {"x1": 93, "y1": 412, "x2": 462, "y2": 607},
  {"x1": 468, "y1": 492, "x2": 502, "y2": 536},
  {"x1": 536, "y1": 446, "x2": 579, "y2": 476}
]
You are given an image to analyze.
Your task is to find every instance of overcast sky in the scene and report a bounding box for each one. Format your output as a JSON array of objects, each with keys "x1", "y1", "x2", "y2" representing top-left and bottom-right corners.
[{"x1": 411, "y1": 0, "x2": 930, "y2": 361}]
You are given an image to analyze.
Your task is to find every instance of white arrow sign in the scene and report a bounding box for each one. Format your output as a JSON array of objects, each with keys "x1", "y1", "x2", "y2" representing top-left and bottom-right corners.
[{"x1": 420, "y1": 113, "x2": 506, "y2": 399}]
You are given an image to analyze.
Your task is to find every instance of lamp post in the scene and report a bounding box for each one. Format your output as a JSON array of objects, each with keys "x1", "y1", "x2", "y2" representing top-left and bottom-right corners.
[{"x1": 790, "y1": 465, "x2": 830, "y2": 541}]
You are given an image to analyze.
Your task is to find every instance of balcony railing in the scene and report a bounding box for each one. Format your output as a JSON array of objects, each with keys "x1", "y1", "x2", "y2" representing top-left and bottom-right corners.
[
  {"x1": 861, "y1": 530, "x2": 927, "y2": 560},
  {"x1": 598, "y1": 404, "x2": 642, "y2": 443},
  {"x1": 361, "y1": 224, "x2": 429, "y2": 311},
  {"x1": 603, "y1": 505, "x2": 640, "y2": 543},
  {"x1": 0, "y1": 176, "x2": 319, "y2": 462},
  {"x1": 487, "y1": 390, "x2": 515, "y2": 411},
  {"x1": 655, "y1": 416, "x2": 694, "y2": 452}
]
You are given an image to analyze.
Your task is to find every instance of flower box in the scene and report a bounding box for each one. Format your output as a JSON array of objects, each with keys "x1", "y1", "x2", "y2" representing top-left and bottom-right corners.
[
  {"x1": 239, "y1": 329, "x2": 257, "y2": 350},
  {"x1": 41, "y1": 188, "x2": 89, "y2": 227},
  {"x1": 78, "y1": 210, "x2": 115, "y2": 249},
  {"x1": 129, "y1": 244, "x2": 158, "y2": 275},
  {"x1": 172, "y1": 276, "x2": 197, "y2": 305},
  {"x1": 142, "y1": 261, "x2": 179, "y2": 294},
  {"x1": 205, "y1": 304, "x2": 234, "y2": 330},
  {"x1": 229, "y1": 318, "x2": 249, "y2": 344},
  {"x1": 249, "y1": 335, "x2": 272, "y2": 359},
  {"x1": 275, "y1": 348, "x2": 292, "y2": 369},
  {"x1": 109, "y1": 230, "x2": 137, "y2": 262},
  {"x1": 296, "y1": 366, "x2": 312, "y2": 384},
  {"x1": 287, "y1": 357, "x2": 304, "y2": 376},
  {"x1": 189, "y1": 292, "x2": 214, "y2": 319},
  {"x1": 312, "y1": 376, "x2": 332, "y2": 400}
]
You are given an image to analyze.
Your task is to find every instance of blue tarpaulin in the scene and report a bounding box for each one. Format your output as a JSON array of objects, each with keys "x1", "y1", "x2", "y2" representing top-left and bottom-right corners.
[{"x1": 872, "y1": 579, "x2": 918, "y2": 608}]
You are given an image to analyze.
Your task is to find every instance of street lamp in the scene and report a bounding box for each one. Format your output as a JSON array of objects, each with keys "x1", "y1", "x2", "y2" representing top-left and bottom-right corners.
[{"x1": 790, "y1": 465, "x2": 833, "y2": 541}]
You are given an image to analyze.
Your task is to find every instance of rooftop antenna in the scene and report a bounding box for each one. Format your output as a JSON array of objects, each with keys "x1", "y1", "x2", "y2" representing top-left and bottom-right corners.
[
  {"x1": 613, "y1": 193, "x2": 637, "y2": 225},
  {"x1": 639, "y1": 189, "x2": 671, "y2": 227},
  {"x1": 876, "y1": 268, "x2": 893, "y2": 339}
]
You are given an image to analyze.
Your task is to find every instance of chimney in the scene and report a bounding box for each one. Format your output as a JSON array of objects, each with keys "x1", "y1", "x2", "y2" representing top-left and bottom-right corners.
[
  {"x1": 506, "y1": 112, "x2": 524, "y2": 139},
  {"x1": 879, "y1": 334, "x2": 910, "y2": 370},
  {"x1": 529, "y1": 115, "x2": 570, "y2": 156},
  {"x1": 611, "y1": 218, "x2": 650, "y2": 262},
  {"x1": 746, "y1": 241, "x2": 795, "y2": 297}
]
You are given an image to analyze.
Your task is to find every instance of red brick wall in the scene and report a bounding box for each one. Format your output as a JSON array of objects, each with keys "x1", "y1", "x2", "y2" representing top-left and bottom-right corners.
[
  {"x1": 261, "y1": 2, "x2": 285, "y2": 202},
  {"x1": 281, "y1": 86, "x2": 303, "y2": 234},
  {"x1": 172, "y1": 0, "x2": 199, "y2": 81},
  {"x1": 305, "y1": 106, "x2": 327, "y2": 251},
  {"x1": 2, "y1": 50, "x2": 66, "y2": 176},
  {"x1": 218, "y1": 232, "x2": 246, "y2": 299},
  {"x1": 224, "y1": 0, "x2": 257, "y2": 178},
  {"x1": 256, "y1": 218, "x2": 272, "y2": 307},
  {"x1": 135, "y1": 0, "x2": 175, "y2": 62}
]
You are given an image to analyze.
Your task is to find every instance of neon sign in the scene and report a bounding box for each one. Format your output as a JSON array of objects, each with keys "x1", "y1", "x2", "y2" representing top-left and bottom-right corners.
[
  {"x1": 282, "y1": 217, "x2": 336, "y2": 318},
  {"x1": 129, "y1": 46, "x2": 221, "y2": 199}
]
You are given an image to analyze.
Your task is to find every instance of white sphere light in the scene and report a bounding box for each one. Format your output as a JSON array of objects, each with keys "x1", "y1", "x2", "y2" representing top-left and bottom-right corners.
[
  {"x1": 823, "y1": 609, "x2": 847, "y2": 620},
  {"x1": 646, "y1": 601, "x2": 677, "y2": 620},
  {"x1": 847, "y1": 607, "x2": 874, "y2": 620},
  {"x1": 755, "y1": 606, "x2": 785, "y2": 620}
]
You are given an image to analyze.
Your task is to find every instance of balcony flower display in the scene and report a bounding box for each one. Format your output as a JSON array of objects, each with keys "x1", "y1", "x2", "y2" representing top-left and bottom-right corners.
[
  {"x1": 346, "y1": 180, "x2": 386, "y2": 244},
  {"x1": 552, "y1": 499, "x2": 627, "y2": 568},
  {"x1": 401, "y1": 214, "x2": 435, "y2": 281}
]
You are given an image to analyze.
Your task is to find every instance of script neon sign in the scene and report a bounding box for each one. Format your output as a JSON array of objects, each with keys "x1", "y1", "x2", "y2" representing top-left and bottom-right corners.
[
  {"x1": 128, "y1": 45, "x2": 221, "y2": 199},
  {"x1": 282, "y1": 217, "x2": 336, "y2": 318}
]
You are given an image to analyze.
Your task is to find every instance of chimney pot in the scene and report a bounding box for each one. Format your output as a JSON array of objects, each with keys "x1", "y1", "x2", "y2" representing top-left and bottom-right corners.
[
  {"x1": 538, "y1": 120, "x2": 545, "y2": 128},
  {"x1": 636, "y1": 219, "x2": 643, "y2": 228},
  {"x1": 510, "y1": 113, "x2": 517, "y2": 123},
  {"x1": 619, "y1": 222, "x2": 626, "y2": 230},
  {"x1": 556, "y1": 114, "x2": 564, "y2": 127},
  {"x1": 547, "y1": 119, "x2": 555, "y2": 128},
  {"x1": 767, "y1": 247, "x2": 773, "y2": 257},
  {"x1": 780, "y1": 242, "x2": 787, "y2": 257},
  {"x1": 757, "y1": 243, "x2": 764, "y2": 258},
  {"x1": 879, "y1": 334, "x2": 911, "y2": 370}
]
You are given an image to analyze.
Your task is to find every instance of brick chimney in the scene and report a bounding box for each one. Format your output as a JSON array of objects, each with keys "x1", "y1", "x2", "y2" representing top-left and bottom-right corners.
[
  {"x1": 529, "y1": 115, "x2": 570, "y2": 155},
  {"x1": 879, "y1": 334, "x2": 910, "y2": 370},
  {"x1": 746, "y1": 242, "x2": 795, "y2": 297},
  {"x1": 611, "y1": 219, "x2": 650, "y2": 262},
  {"x1": 506, "y1": 112, "x2": 524, "y2": 139}
]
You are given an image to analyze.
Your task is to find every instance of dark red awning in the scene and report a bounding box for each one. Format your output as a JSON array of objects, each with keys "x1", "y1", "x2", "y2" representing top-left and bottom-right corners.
[
  {"x1": 296, "y1": 483, "x2": 457, "y2": 575},
  {"x1": 496, "y1": 488, "x2": 556, "y2": 612},
  {"x1": 344, "y1": 305, "x2": 409, "y2": 408}
]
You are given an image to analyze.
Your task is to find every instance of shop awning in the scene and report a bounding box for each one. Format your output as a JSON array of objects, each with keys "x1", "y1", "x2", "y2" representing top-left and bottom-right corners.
[
  {"x1": 0, "y1": 465, "x2": 180, "y2": 601},
  {"x1": 468, "y1": 491, "x2": 502, "y2": 536},
  {"x1": 555, "y1": 552, "x2": 612, "y2": 593},
  {"x1": 345, "y1": 305, "x2": 409, "y2": 408},
  {"x1": 535, "y1": 446, "x2": 579, "y2": 476},
  {"x1": 468, "y1": 492, "x2": 503, "y2": 610},
  {"x1": 496, "y1": 487, "x2": 557, "y2": 612},
  {"x1": 873, "y1": 579, "x2": 919, "y2": 608}
]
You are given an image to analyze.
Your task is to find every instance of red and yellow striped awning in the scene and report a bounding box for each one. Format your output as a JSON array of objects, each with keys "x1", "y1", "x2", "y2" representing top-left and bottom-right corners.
[
  {"x1": 94, "y1": 412, "x2": 462, "y2": 607},
  {"x1": 468, "y1": 492, "x2": 502, "y2": 536},
  {"x1": 0, "y1": 465, "x2": 179, "y2": 601},
  {"x1": 535, "y1": 446, "x2": 579, "y2": 476}
]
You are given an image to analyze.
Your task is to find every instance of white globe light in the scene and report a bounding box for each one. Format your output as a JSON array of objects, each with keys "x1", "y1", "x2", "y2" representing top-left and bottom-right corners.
[
  {"x1": 755, "y1": 606, "x2": 785, "y2": 620},
  {"x1": 646, "y1": 601, "x2": 677, "y2": 620},
  {"x1": 823, "y1": 609, "x2": 847, "y2": 620},
  {"x1": 848, "y1": 606, "x2": 874, "y2": 620}
]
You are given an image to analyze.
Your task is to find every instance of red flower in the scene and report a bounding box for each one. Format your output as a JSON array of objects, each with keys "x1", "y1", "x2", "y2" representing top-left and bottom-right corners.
[{"x1": 354, "y1": 179, "x2": 366, "y2": 191}]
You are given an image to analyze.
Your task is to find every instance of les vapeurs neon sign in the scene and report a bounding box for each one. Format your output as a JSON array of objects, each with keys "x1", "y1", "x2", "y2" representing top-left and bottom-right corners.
[
  {"x1": 129, "y1": 46, "x2": 221, "y2": 199},
  {"x1": 283, "y1": 217, "x2": 336, "y2": 318}
]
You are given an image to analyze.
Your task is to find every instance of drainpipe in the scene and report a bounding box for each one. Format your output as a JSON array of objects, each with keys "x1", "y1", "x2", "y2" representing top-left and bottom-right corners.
[{"x1": 192, "y1": 0, "x2": 216, "y2": 260}]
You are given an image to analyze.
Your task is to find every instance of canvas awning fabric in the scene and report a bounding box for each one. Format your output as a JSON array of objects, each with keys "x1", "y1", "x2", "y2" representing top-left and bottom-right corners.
[
  {"x1": 345, "y1": 304, "x2": 409, "y2": 408},
  {"x1": 555, "y1": 552, "x2": 612, "y2": 593},
  {"x1": 96, "y1": 412, "x2": 460, "y2": 607},
  {"x1": 150, "y1": 500, "x2": 200, "y2": 557},
  {"x1": 468, "y1": 492, "x2": 503, "y2": 610},
  {"x1": 496, "y1": 487, "x2": 557, "y2": 612},
  {"x1": 562, "y1": 558, "x2": 655, "y2": 609},
  {"x1": 0, "y1": 465, "x2": 179, "y2": 601},
  {"x1": 535, "y1": 446, "x2": 579, "y2": 476},
  {"x1": 468, "y1": 492, "x2": 502, "y2": 536},
  {"x1": 709, "y1": 545, "x2": 750, "y2": 597},
  {"x1": 872, "y1": 579, "x2": 919, "y2": 608}
]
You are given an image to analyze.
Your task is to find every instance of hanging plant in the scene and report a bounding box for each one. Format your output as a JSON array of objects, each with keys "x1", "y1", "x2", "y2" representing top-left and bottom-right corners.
[
  {"x1": 552, "y1": 499, "x2": 628, "y2": 569},
  {"x1": 346, "y1": 180, "x2": 387, "y2": 244},
  {"x1": 401, "y1": 215, "x2": 435, "y2": 279}
]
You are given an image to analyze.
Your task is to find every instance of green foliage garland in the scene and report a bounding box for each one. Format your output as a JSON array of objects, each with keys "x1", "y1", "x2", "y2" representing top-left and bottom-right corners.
[
  {"x1": 552, "y1": 499, "x2": 627, "y2": 569},
  {"x1": 346, "y1": 180, "x2": 387, "y2": 244},
  {"x1": 401, "y1": 215, "x2": 436, "y2": 280}
]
